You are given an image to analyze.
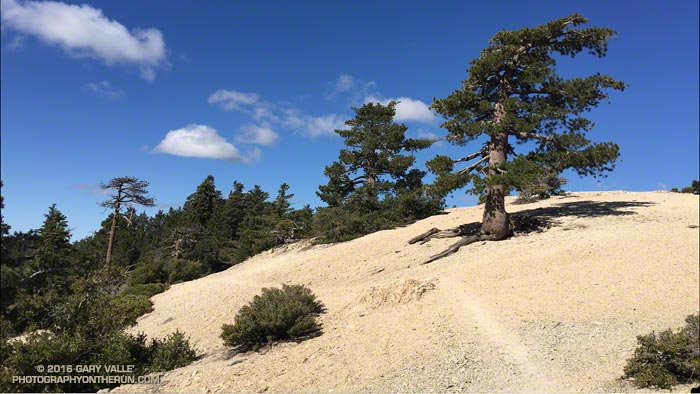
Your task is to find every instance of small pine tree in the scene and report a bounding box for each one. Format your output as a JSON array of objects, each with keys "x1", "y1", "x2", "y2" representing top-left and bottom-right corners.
[
  {"x1": 318, "y1": 101, "x2": 435, "y2": 207},
  {"x1": 273, "y1": 183, "x2": 294, "y2": 217},
  {"x1": 316, "y1": 101, "x2": 441, "y2": 242},
  {"x1": 184, "y1": 175, "x2": 223, "y2": 227},
  {"x1": 33, "y1": 204, "x2": 71, "y2": 272}
]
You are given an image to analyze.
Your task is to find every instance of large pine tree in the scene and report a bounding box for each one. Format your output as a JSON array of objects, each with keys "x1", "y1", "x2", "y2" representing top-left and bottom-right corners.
[{"x1": 417, "y1": 14, "x2": 625, "y2": 263}]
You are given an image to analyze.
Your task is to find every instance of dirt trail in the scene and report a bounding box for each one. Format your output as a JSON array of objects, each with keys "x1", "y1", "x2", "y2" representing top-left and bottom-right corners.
[
  {"x1": 112, "y1": 191, "x2": 699, "y2": 393},
  {"x1": 439, "y1": 278, "x2": 561, "y2": 392}
]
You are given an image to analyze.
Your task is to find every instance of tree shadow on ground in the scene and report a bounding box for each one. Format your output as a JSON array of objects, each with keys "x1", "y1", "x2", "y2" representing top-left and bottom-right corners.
[
  {"x1": 410, "y1": 200, "x2": 657, "y2": 264},
  {"x1": 511, "y1": 200, "x2": 656, "y2": 234}
]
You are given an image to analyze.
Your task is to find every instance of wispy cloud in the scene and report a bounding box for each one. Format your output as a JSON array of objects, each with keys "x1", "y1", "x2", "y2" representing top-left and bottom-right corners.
[
  {"x1": 208, "y1": 89, "x2": 261, "y2": 112},
  {"x1": 71, "y1": 183, "x2": 111, "y2": 197},
  {"x1": 209, "y1": 89, "x2": 348, "y2": 138},
  {"x1": 325, "y1": 74, "x2": 355, "y2": 99},
  {"x1": 85, "y1": 80, "x2": 123, "y2": 99},
  {"x1": 209, "y1": 75, "x2": 434, "y2": 140},
  {"x1": 236, "y1": 124, "x2": 280, "y2": 146},
  {"x1": 7, "y1": 34, "x2": 24, "y2": 50},
  {"x1": 280, "y1": 110, "x2": 348, "y2": 137},
  {"x1": 153, "y1": 124, "x2": 259, "y2": 163},
  {"x1": 325, "y1": 73, "x2": 377, "y2": 104},
  {"x1": 1, "y1": 0, "x2": 168, "y2": 81},
  {"x1": 326, "y1": 74, "x2": 434, "y2": 123}
]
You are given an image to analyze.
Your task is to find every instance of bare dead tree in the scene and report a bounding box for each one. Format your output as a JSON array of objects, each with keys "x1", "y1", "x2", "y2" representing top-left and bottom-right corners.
[
  {"x1": 164, "y1": 227, "x2": 199, "y2": 259},
  {"x1": 100, "y1": 176, "x2": 155, "y2": 264}
]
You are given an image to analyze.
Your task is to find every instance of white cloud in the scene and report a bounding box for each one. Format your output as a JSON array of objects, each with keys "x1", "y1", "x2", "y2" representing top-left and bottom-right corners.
[
  {"x1": 281, "y1": 110, "x2": 348, "y2": 137},
  {"x1": 333, "y1": 74, "x2": 354, "y2": 93},
  {"x1": 1, "y1": 0, "x2": 167, "y2": 80},
  {"x1": 236, "y1": 124, "x2": 280, "y2": 146},
  {"x1": 85, "y1": 80, "x2": 123, "y2": 99},
  {"x1": 364, "y1": 95, "x2": 435, "y2": 123},
  {"x1": 153, "y1": 124, "x2": 253, "y2": 162},
  {"x1": 207, "y1": 89, "x2": 261, "y2": 112}
]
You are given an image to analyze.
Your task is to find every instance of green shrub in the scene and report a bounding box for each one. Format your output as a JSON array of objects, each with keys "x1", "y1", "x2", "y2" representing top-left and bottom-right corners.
[
  {"x1": 165, "y1": 259, "x2": 207, "y2": 283},
  {"x1": 128, "y1": 259, "x2": 169, "y2": 286},
  {"x1": 110, "y1": 294, "x2": 154, "y2": 327},
  {"x1": 148, "y1": 330, "x2": 198, "y2": 372},
  {"x1": 312, "y1": 206, "x2": 370, "y2": 243},
  {"x1": 121, "y1": 283, "x2": 170, "y2": 298},
  {"x1": 0, "y1": 329, "x2": 197, "y2": 393},
  {"x1": 0, "y1": 270, "x2": 198, "y2": 393},
  {"x1": 129, "y1": 258, "x2": 210, "y2": 286},
  {"x1": 221, "y1": 284, "x2": 324, "y2": 351},
  {"x1": 670, "y1": 180, "x2": 699, "y2": 194},
  {"x1": 623, "y1": 314, "x2": 700, "y2": 389}
]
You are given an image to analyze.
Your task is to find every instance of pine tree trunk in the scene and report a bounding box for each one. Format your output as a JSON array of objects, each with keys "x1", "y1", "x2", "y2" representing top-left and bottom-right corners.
[
  {"x1": 105, "y1": 188, "x2": 121, "y2": 265},
  {"x1": 482, "y1": 107, "x2": 513, "y2": 240}
]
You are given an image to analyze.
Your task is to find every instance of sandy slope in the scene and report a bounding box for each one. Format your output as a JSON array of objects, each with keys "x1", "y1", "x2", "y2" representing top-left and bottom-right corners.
[{"x1": 113, "y1": 191, "x2": 699, "y2": 393}]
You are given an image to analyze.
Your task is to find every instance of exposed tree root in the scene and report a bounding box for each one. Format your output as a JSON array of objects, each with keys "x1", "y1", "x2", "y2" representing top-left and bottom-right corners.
[
  {"x1": 421, "y1": 233, "x2": 496, "y2": 265},
  {"x1": 408, "y1": 226, "x2": 474, "y2": 245},
  {"x1": 409, "y1": 224, "x2": 498, "y2": 265}
]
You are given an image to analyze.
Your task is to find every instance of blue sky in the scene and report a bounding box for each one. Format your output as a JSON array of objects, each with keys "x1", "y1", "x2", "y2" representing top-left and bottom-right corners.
[{"x1": 1, "y1": 0, "x2": 698, "y2": 240}]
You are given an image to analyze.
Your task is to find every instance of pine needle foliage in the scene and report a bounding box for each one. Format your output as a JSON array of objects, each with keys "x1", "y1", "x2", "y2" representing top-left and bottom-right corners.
[
  {"x1": 221, "y1": 284, "x2": 324, "y2": 351},
  {"x1": 623, "y1": 314, "x2": 700, "y2": 389},
  {"x1": 429, "y1": 14, "x2": 625, "y2": 238}
]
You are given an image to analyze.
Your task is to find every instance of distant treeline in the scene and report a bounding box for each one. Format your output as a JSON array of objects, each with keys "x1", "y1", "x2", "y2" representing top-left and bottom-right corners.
[
  {"x1": 0, "y1": 101, "x2": 446, "y2": 338},
  {"x1": 669, "y1": 180, "x2": 699, "y2": 194}
]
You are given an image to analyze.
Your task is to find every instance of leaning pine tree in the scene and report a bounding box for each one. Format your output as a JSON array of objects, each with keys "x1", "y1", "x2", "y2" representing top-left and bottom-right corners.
[
  {"x1": 414, "y1": 14, "x2": 625, "y2": 264},
  {"x1": 100, "y1": 176, "x2": 155, "y2": 264}
]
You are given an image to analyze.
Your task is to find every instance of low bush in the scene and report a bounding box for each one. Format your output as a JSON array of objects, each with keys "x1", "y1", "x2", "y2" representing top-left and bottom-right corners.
[
  {"x1": 164, "y1": 259, "x2": 207, "y2": 283},
  {"x1": 121, "y1": 282, "x2": 170, "y2": 298},
  {"x1": 221, "y1": 284, "x2": 324, "y2": 351},
  {"x1": 623, "y1": 314, "x2": 700, "y2": 389},
  {"x1": 0, "y1": 271, "x2": 198, "y2": 393},
  {"x1": 149, "y1": 330, "x2": 198, "y2": 372},
  {"x1": 128, "y1": 259, "x2": 168, "y2": 286},
  {"x1": 0, "y1": 329, "x2": 198, "y2": 393},
  {"x1": 110, "y1": 294, "x2": 154, "y2": 327},
  {"x1": 128, "y1": 258, "x2": 210, "y2": 286}
]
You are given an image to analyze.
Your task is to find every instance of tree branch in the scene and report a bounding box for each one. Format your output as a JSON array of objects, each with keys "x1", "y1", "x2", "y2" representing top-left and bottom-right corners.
[
  {"x1": 457, "y1": 155, "x2": 489, "y2": 176},
  {"x1": 453, "y1": 148, "x2": 488, "y2": 164},
  {"x1": 515, "y1": 131, "x2": 555, "y2": 142}
]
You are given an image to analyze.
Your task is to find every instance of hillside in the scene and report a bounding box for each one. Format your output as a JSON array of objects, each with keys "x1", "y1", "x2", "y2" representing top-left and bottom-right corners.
[{"x1": 113, "y1": 191, "x2": 699, "y2": 393}]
